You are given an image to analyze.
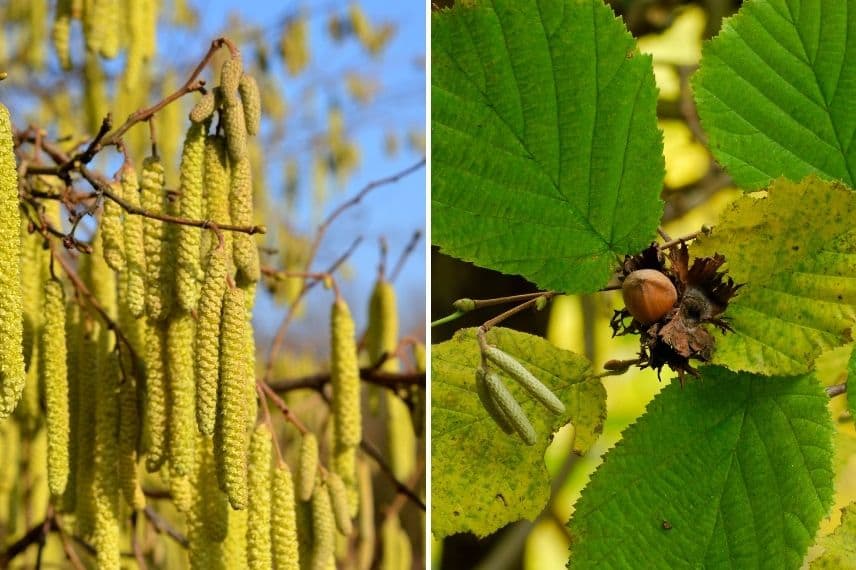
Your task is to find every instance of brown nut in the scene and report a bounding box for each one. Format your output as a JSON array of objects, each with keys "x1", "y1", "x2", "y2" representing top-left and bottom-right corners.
[{"x1": 621, "y1": 269, "x2": 677, "y2": 324}]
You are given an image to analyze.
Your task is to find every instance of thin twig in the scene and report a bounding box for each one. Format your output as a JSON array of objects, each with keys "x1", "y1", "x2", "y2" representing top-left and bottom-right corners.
[
  {"x1": 267, "y1": 367, "x2": 424, "y2": 393},
  {"x1": 359, "y1": 439, "x2": 425, "y2": 511},
  {"x1": 389, "y1": 230, "x2": 422, "y2": 283},
  {"x1": 143, "y1": 506, "x2": 189, "y2": 548}
]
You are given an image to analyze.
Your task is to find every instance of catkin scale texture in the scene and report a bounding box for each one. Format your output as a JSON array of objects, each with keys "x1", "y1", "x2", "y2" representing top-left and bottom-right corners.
[
  {"x1": 190, "y1": 88, "x2": 219, "y2": 124},
  {"x1": 166, "y1": 311, "x2": 197, "y2": 477},
  {"x1": 121, "y1": 164, "x2": 147, "y2": 317},
  {"x1": 298, "y1": 433, "x2": 319, "y2": 502},
  {"x1": 247, "y1": 425, "x2": 273, "y2": 570},
  {"x1": 483, "y1": 370, "x2": 536, "y2": 445},
  {"x1": 218, "y1": 286, "x2": 250, "y2": 510},
  {"x1": 0, "y1": 104, "x2": 25, "y2": 419},
  {"x1": 271, "y1": 464, "x2": 300, "y2": 570},
  {"x1": 101, "y1": 183, "x2": 125, "y2": 271},
  {"x1": 229, "y1": 156, "x2": 260, "y2": 282},
  {"x1": 220, "y1": 58, "x2": 243, "y2": 105},
  {"x1": 223, "y1": 99, "x2": 248, "y2": 163},
  {"x1": 483, "y1": 346, "x2": 565, "y2": 415},
  {"x1": 92, "y1": 351, "x2": 121, "y2": 569},
  {"x1": 141, "y1": 156, "x2": 172, "y2": 321},
  {"x1": 177, "y1": 122, "x2": 207, "y2": 310},
  {"x1": 327, "y1": 472, "x2": 353, "y2": 536},
  {"x1": 474, "y1": 368, "x2": 514, "y2": 435},
  {"x1": 239, "y1": 74, "x2": 261, "y2": 136},
  {"x1": 144, "y1": 321, "x2": 169, "y2": 473},
  {"x1": 331, "y1": 299, "x2": 361, "y2": 448},
  {"x1": 195, "y1": 245, "x2": 227, "y2": 435},
  {"x1": 42, "y1": 279, "x2": 69, "y2": 497},
  {"x1": 311, "y1": 480, "x2": 336, "y2": 570}
]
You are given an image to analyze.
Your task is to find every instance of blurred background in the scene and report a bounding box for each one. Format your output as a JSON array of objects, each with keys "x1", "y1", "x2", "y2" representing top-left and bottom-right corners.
[{"x1": 430, "y1": 1, "x2": 856, "y2": 568}]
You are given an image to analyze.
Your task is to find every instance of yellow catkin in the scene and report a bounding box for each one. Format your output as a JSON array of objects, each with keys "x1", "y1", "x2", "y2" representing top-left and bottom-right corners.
[
  {"x1": 118, "y1": 373, "x2": 144, "y2": 510},
  {"x1": 367, "y1": 280, "x2": 416, "y2": 482},
  {"x1": 141, "y1": 155, "x2": 173, "y2": 320},
  {"x1": 271, "y1": 463, "x2": 300, "y2": 570},
  {"x1": 356, "y1": 460, "x2": 375, "y2": 570},
  {"x1": 98, "y1": 0, "x2": 119, "y2": 58},
  {"x1": 101, "y1": 183, "x2": 125, "y2": 271},
  {"x1": 223, "y1": 98, "x2": 248, "y2": 162},
  {"x1": 222, "y1": 505, "x2": 248, "y2": 568},
  {"x1": 331, "y1": 298, "x2": 362, "y2": 448},
  {"x1": 72, "y1": 323, "x2": 97, "y2": 535},
  {"x1": 280, "y1": 17, "x2": 309, "y2": 76},
  {"x1": 220, "y1": 57, "x2": 243, "y2": 105},
  {"x1": 169, "y1": 466, "x2": 194, "y2": 514},
  {"x1": 121, "y1": 163, "x2": 146, "y2": 317},
  {"x1": 195, "y1": 245, "x2": 227, "y2": 435},
  {"x1": 190, "y1": 88, "x2": 219, "y2": 123},
  {"x1": 218, "y1": 286, "x2": 250, "y2": 510},
  {"x1": 144, "y1": 320, "x2": 169, "y2": 473},
  {"x1": 51, "y1": 0, "x2": 72, "y2": 69},
  {"x1": 229, "y1": 157, "x2": 260, "y2": 283},
  {"x1": 326, "y1": 472, "x2": 353, "y2": 536},
  {"x1": 0, "y1": 104, "x2": 25, "y2": 419},
  {"x1": 92, "y1": 350, "x2": 121, "y2": 570},
  {"x1": 334, "y1": 445, "x2": 358, "y2": 517},
  {"x1": 166, "y1": 310, "x2": 196, "y2": 477},
  {"x1": 196, "y1": 438, "x2": 229, "y2": 543},
  {"x1": 42, "y1": 279, "x2": 69, "y2": 498},
  {"x1": 311, "y1": 479, "x2": 336, "y2": 570},
  {"x1": 298, "y1": 433, "x2": 319, "y2": 502},
  {"x1": 176, "y1": 122, "x2": 206, "y2": 311},
  {"x1": 202, "y1": 135, "x2": 232, "y2": 264},
  {"x1": 61, "y1": 301, "x2": 81, "y2": 513},
  {"x1": 16, "y1": 226, "x2": 44, "y2": 434},
  {"x1": 239, "y1": 74, "x2": 261, "y2": 136},
  {"x1": 247, "y1": 424, "x2": 272, "y2": 570}
]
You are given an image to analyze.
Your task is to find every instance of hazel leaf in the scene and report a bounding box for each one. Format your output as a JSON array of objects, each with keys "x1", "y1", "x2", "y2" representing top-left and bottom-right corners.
[
  {"x1": 694, "y1": 0, "x2": 856, "y2": 190},
  {"x1": 432, "y1": 0, "x2": 664, "y2": 293},
  {"x1": 809, "y1": 503, "x2": 856, "y2": 569},
  {"x1": 568, "y1": 366, "x2": 835, "y2": 570},
  {"x1": 431, "y1": 327, "x2": 605, "y2": 538},
  {"x1": 691, "y1": 176, "x2": 856, "y2": 375}
]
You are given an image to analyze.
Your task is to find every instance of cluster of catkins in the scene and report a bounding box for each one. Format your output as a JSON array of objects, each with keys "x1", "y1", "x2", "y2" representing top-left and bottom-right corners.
[{"x1": 475, "y1": 346, "x2": 566, "y2": 445}]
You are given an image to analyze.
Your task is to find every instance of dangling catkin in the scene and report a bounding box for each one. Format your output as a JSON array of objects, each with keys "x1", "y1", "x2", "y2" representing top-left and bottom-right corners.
[
  {"x1": 92, "y1": 350, "x2": 121, "y2": 570},
  {"x1": 202, "y1": 135, "x2": 232, "y2": 264},
  {"x1": 42, "y1": 279, "x2": 69, "y2": 498},
  {"x1": 176, "y1": 122, "x2": 206, "y2": 311},
  {"x1": 220, "y1": 57, "x2": 243, "y2": 105},
  {"x1": 100, "y1": 184, "x2": 125, "y2": 271},
  {"x1": 247, "y1": 424, "x2": 272, "y2": 570},
  {"x1": 229, "y1": 157, "x2": 260, "y2": 282},
  {"x1": 334, "y1": 445, "x2": 358, "y2": 517},
  {"x1": 61, "y1": 301, "x2": 82, "y2": 513},
  {"x1": 326, "y1": 472, "x2": 353, "y2": 536},
  {"x1": 311, "y1": 478, "x2": 336, "y2": 570},
  {"x1": 141, "y1": 156, "x2": 172, "y2": 320},
  {"x1": 144, "y1": 321, "x2": 169, "y2": 473},
  {"x1": 121, "y1": 163, "x2": 146, "y2": 317},
  {"x1": 271, "y1": 463, "x2": 300, "y2": 570},
  {"x1": 166, "y1": 310, "x2": 196, "y2": 477},
  {"x1": 196, "y1": 438, "x2": 229, "y2": 543},
  {"x1": 195, "y1": 245, "x2": 227, "y2": 435},
  {"x1": 190, "y1": 88, "x2": 219, "y2": 124},
  {"x1": 118, "y1": 373, "x2": 144, "y2": 510},
  {"x1": 223, "y1": 99, "x2": 248, "y2": 163},
  {"x1": 51, "y1": 0, "x2": 72, "y2": 69},
  {"x1": 73, "y1": 323, "x2": 98, "y2": 535},
  {"x1": 218, "y1": 286, "x2": 250, "y2": 510},
  {"x1": 298, "y1": 433, "x2": 319, "y2": 502},
  {"x1": 239, "y1": 74, "x2": 261, "y2": 136},
  {"x1": 331, "y1": 298, "x2": 361, "y2": 448},
  {"x1": 0, "y1": 104, "x2": 24, "y2": 419}
]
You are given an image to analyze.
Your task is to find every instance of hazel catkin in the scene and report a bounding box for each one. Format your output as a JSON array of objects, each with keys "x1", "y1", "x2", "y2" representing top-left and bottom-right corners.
[
  {"x1": 121, "y1": 163, "x2": 147, "y2": 317},
  {"x1": 0, "y1": 103, "x2": 25, "y2": 419},
  {"x1": 195, "y1": 245, "x2": 227, "y2": 435},
  {"x1": 326, "y1": 472, "x2": 353, "y2": 536},
  {"x1": 176, "y1": 122, "x2": 207, "y2": 311},
  {"x1": 229, "y1": 157, "x2": 260, "y2": 282},
  {"x1": 239, "y1": 74, "x2": 261, "y2": 136},
  {"x1": 144, "y1": 321, "x2": 169, "y2": 473},
  {"x1": 190, "y1": 88, "x2": 220, "y2": 124},
  {"x1": 100, "y1": 184, "x2": 125, "y2": 272},
  {"x1": 141, "y1": 156, "x2": 172, "y2": 321},
  {"x1": 166, "y1": 310, "x2": 197, "y2": 477},
  {"x1": 331, "y1": 298, "x2": 361, "y2": 448},
  {"x1": 311, "y1": 479, "x2": 336, "y2": 570},
  {"x1": 271, "y1": 463, "x2": 300, "y2": 570},
  {"x1": 483, "y1": 346, "x2": 565, "y2": 415},
  {"x1": 298, "y1": 433, "x2": 319, "y2": 502},
  {"x1": 42, "y1": 279, "x2": 69, "y2": 498},
  {"x1": 247, "y1": 424, "x2": 273, "y2": 570}
]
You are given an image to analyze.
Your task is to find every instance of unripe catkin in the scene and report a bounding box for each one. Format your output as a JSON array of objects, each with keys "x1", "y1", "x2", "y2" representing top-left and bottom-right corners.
[
  {"x1": 0, "y1": 103, "x2": 25, "y2": 419},
  {"x1": 141, "y1": 156, "x2": 172, "y2": 320},
  {"x1": 483, "y1": 370, "x2": 536, "y2": 445},
  {"x1": 298, "y1": 433, "x2": 319, "y2": 502},
  {"x1": 271, "y1": 463, "x2": 300, "y2": 570},
  {"x1": 229, "y1": 157, "x2": 260, "y2": 282},
  {"x1": 311, "y1": 479, "x2": 336, "y2": 570},
  {"x1": 247, "y1": 424, "x2": 273, "y2": 570},
  {"x1": 190, "y1": 88, "x2": 219, "y2": 124},
  {"x1": 220, "y1": 57, "x2": 243, "y2": 106},
  {"x1": 121, "y1": 163, "x2": 146, "y2": 317},
  {"x1": 239, "y1": 74, "x2": 261, "y2": 136},
  {"x1": 42, "y1": 279, "x2": 69, "y2": 498},
  {"x1": 483, "y1": 346, "x2": 565, "y2": 415},
  {"x1": 331, "y1": 299, "x2": 361, "y2": 448},
  {"x1": 166, "y1": 311, "x2": 197, "y2": 477},
  {"x1": 100, "y1": 184, "x2": 125, "y2": 271},
  {"x1": 223, "y1": 100, "x2": 248, "y2": 163},
  {"x1": 195, "y1": 245, "x2": 227, "y2": 435},
  {"x1": 218, "y1": 286, "x2": 250, "y2": 509},
  {"x1": 176, "y1": 122, "x2": 207, "y2": 311},
  {"x1": 475, "y1": 368, "x2": 514, "y2": 435}
]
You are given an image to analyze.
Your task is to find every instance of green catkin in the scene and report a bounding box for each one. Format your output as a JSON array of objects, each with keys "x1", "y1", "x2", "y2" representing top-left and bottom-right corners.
[
  {"x1": 16, "y1": 226, "x2": 44, "y2": 434},
  {"x1": 271, "y1": 463, "x2": 300, "y2": 570},
  {"x1": 190, "y1": 88, "x2": 219, "y2": 124},
  {"x1": 101, "y1": 184, "x2": 125, "y2": 271},
  {"x1": 0, "y1": 104, "x2": 25, "y2": 419},
  {"x1": 177, "y1": 122, "x2": 207, "y2": 311},
  {"x1": 239, "y1": 74, "x2": 261, "y2": 136},
  {"x1": 218, "y1": 286, "x2": 250, "y2": 509},
  {"x1": 298, "y1": 433, "x2": 319, "y2": 502},
  {"x1": 483, "y1": 370, "x2": 536, "y2": 445},
  {"x1": 195, "y1": 245, "x2": 227, "y2": 435},
  {"x1": 141, "y1": 155, "x2": 172, "y2": 320},
  {"x1": 483, "y1": 346, "x2": 565, "y2": 415},
  {"x1": 144, "y1": 321, "x2": 169, "y2": 472},
  {"x1": 247, "y1": 424, "x2": 273, "y2": 570},
  {"x1": 331, "y1": 299, "x2": 362, "y2": 448},
  {"x1": 121, "y1": 163, "x2": 146, "y2": 317},
  {"x1": 220, "y1": 57, "x2": 243, "y2": 105},
  {"x1": 51, "y1": 0, "x2": 72, "y2": 69},
  {"x1": 92, "y1": 351, "x2": 121, "y2": 569},
  {"x1": 73, "y1": 324, "x2": 98, "y2": 535},
  {"x1": 229, "y1": 156, "x2": 260, "y2": 282},
  {"x1": 62, "y1": 301, "x2": 82, "y2": 513},
  {"x1": 166, "y1": 311, "x2": 197, "y2": 477},
  {"x1": 42, "y1": 279, "x2": 69, "y2": 498},
  {"x1": 118, "y1": 373, "x2": 144, "y2": 510},
  {"x1": 223, "y1": 98, "x2": 248, "y2": 162},
  {"x1": 311, "y1": 479, "x2": 336, "y2": 570},
  {"x1": 326, "y1": 472, "x2": 353, "y2": 536},
  {"x1": 202, "y1": 135, "x2": 232, "y2": 264},
  {"x1": 474, "y1": 368, "x2": 514, "y2": 435}
]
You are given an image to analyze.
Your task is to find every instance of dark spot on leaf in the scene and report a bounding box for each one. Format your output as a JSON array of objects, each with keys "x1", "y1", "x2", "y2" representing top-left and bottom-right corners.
[
  {"x1": 453, "y1": 511, "x2": 460, "y2": 517},
  {"x1": 792, "y1": 245, "x2": 799, "y2": 251},
  {"x1": 662, "y1": 520, "x2": 672, "y2": 530}
]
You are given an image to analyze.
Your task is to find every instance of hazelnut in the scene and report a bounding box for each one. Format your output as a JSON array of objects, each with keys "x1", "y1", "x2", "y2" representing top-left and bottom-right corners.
[{"x1": 621, "y1": 269, "x2": 677, "y2": 324}]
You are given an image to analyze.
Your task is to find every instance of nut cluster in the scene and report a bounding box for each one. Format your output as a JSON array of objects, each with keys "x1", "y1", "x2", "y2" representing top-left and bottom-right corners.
[{"x1": 611, "y1": 242, "x2": 742, "y2": 383}]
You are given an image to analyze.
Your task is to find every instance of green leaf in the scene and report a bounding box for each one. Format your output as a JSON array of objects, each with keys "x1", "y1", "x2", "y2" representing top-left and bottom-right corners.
[
  {"x1": 694, "y1": 0, "x2": 856, "y2": 190},
  {"x1": 431, "y1": 0, "x2": 664, "y2": 293},
  {"x1": 691, "y1": 176, "x2": 856, "y2": 375},
  {"x1": 431, "y1": 327, "x2": 605, "y2": 538},
  {"x1": 568, "y1": 366, "x2": 835, "y2": 570},
  {"x1": 848, "y1": 345, "x2": 856, "y2": 420},
  {"x1": 810, "y1": 503, "x2": 856, "y2": 569}
]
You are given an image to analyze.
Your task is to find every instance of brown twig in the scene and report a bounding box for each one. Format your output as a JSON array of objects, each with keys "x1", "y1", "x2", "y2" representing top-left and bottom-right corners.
[
  {"x1": 267, "y1": 367, "x2": 424, "y2": 394},
  {"x1": 359, "y1": 439, "x2": 425, "y2": 512},
  {"x1": 389, "y1": 230, "x2": 422, "y2": 283},
  {"x1": 257, "y1": 380, "x2": 310, "y2": 436},
  {"x1": 0, "y1": 517, "x2": 55, "y2": 567},
  {"x1": 143, "y1": 506, "x2": 189, "y2": 548}
]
